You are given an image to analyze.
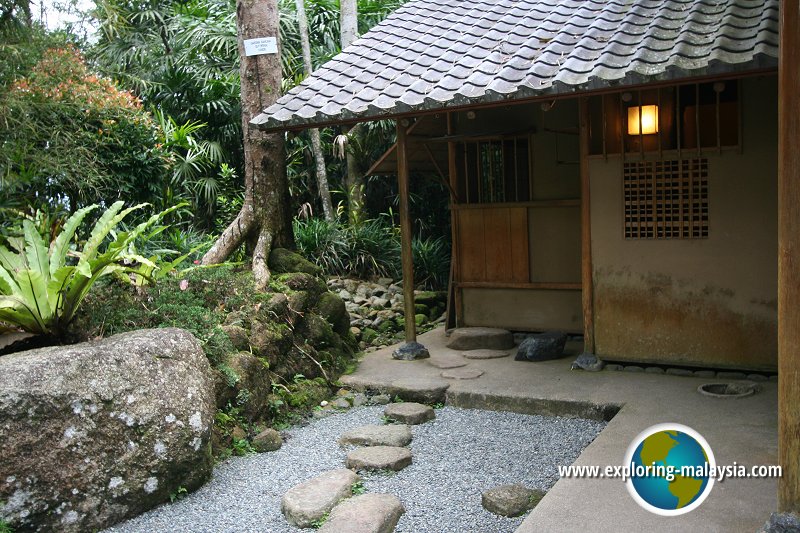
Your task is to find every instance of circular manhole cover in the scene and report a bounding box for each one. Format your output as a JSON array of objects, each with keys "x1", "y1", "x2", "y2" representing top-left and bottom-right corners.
[{"x1": 697, "y1": 382, "x2": 759, "y2": 398}]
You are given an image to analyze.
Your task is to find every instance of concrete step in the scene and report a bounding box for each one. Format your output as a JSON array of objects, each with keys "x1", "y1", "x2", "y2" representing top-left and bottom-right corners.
[
  {"x1": 346, "y1": 446, "x2": 412, "y2": 472},
  {"x1": 319, "y1": 493, "x2": 405, "y2": 533},
  {"x1": 441, "y1": 367, "x2": 484, "y2": 380},
  {"x1": 446, "y1": 327, "x2": 515, "y2": 351},
  {"x1": 281, "y1": 469, "x2": 360, "y2": 528},
  {"x1": 386, "y1": 377, "x2": 450, "y2": 404},
  {"x1": 383, "y1": 402, "x2": 435, "y2": 425},
  {"x1": 339, "y1": 424, "x2": 412, "y2": 448}
]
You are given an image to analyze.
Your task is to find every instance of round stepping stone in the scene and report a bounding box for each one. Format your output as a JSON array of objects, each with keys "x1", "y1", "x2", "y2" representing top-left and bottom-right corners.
[
  {"x1": 281, "y1": 469, "x2": 360, "y2": 528},
  {"x1": 384, "y1": 402, "x2": 435, "y2": 425},
  {"x1": 481, "y1": 483, "x2": 544, "y2": 517},
  {"x1": 428, "y1": 355, "x2": 468, "y2": 369},
  {"x1": 339, "y1": 424, "x2": 412, "y2": 447},
  {"x1": 441, "y1": 368, "x2": 484, "y2": 380},
  {"x1": 319, "y1": 493, "x2": 405, "y2": 533},
  {"x1": 387, "y1": 377, "x2": 450, "y2": 404},
  {"x1": 346, "y1": 446, "x2": 413, "y2": 472},
  {"x1": 463, "y1": 349, "x2": 509, "y2": 360},
  {"x1": 446, "y1": 327, "x2": 514, "y2": 350}
]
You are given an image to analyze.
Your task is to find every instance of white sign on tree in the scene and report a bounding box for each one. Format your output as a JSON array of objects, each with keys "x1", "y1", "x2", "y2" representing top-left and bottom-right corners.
[{"x1": 243, "y1": 37, "x2": 278, "y2": 56}]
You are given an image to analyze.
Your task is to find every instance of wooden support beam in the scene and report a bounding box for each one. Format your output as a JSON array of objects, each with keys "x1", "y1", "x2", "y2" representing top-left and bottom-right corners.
[
  {"x1": 779, "y1": 1, "x2": 800, "y2": 514},
  {"x1": 579, "y1": 97, "x2": 595, "y2": 354},
  {"x1": 446, "y1": 112, "x2": 460, "y2": 329},
  {"x1": 397, "y1": 119, "x2": 417, "y2": 342}
]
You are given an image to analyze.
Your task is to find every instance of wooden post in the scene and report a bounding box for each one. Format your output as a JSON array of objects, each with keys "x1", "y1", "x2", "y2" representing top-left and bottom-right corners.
[
  {"x1": 579, "y1": 97, "x2": 595, "y2": 354},
  {"x1": 778, "y1": 1, "x2": 800, "y2": 514},
  {"x1": 397, "y1": 120, "x2": 417, "y2": 343},
  {"x1": 446, "y1": 112, "x2": 460, "y2": 330}
]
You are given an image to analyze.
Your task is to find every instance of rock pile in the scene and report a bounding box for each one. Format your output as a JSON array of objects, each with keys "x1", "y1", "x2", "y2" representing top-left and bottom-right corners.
[{"x1": 326, "y1": 278, "x2": 447, "y2": 348}]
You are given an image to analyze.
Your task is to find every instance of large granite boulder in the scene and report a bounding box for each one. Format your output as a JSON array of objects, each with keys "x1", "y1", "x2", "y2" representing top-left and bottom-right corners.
[{"x1": 0, "y1": 328, "x2": 215, "y2": 533}]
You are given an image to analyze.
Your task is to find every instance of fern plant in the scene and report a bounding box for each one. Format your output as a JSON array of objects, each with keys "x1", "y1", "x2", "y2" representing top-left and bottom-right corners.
[{"x1": 0, "y1": 201, "x2": 178, "y2": 339}]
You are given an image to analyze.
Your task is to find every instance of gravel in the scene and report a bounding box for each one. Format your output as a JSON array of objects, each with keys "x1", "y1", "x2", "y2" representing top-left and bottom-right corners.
[{"x1": 104, "y1": 406, "x2": 605, "y2": 533}]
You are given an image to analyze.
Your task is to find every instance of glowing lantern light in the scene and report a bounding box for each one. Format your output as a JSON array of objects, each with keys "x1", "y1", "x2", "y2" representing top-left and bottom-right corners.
[{"x1": 627, "y1": 105, "x2": 659, "y2": 135}]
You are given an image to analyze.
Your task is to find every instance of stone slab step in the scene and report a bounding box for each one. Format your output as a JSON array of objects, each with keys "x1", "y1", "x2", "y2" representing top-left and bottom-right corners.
[
  {"x1": 281, "y1": 469, "x2": 360, "y2": 528},
  {"x1": 346, "y1": 446, "x2": 413, "y2": 472},
  {"x1": 446, "y1": 327, "x2": 515, "y2": 351},
  {"x1": 427, "y1": 355, "x2": 468, "y2": 369},
  {"x1": 462, "y1": 349, "x2": 510, "y2": 360},
  {"x1": 384, "y1": 402, "x2": 435, "y2": 425},
  {"x1": 339, "y1": 424, "x2": 412, "y2": 447},
  {"x1": 319, "y1": 493, "x2": 405, "y2": 533},
  {"x1": 386, "y1": 377, "x2": 450, "y2": 404}
]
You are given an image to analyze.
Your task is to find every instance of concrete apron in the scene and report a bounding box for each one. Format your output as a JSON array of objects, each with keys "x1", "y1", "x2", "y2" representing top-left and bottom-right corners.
[{"x1": 340, "y1": 327, "x2": 777, "y2": 533}]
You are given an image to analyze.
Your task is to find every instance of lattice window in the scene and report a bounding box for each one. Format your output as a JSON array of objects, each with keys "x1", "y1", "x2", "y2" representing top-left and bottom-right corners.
[
  {"x1": 455, "y1": 137, "x2": 530, "y2": 204},
  {"x1": 623, "y1": 158, "x2": 708, "y2": 239}
]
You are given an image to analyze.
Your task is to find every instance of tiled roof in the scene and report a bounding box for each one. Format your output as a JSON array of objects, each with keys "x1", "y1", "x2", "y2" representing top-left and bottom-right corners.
[{"x1": 252, "y1": 0, "x2": 779, "y2": 131}]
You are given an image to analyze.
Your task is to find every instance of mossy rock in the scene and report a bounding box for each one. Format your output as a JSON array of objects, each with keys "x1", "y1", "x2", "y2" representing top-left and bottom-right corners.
[
  {"x1": 277, "y1": 272, "x2": 327, "y2": 297},
  {"x1": 250, "y1": 319, "x2": 293, "y2": 364},
  {"x1": 362, "y1": 328, "x2": 379, "y2": 344},
  {"x1": 429, "y1": 305, "x2": 444, "y2": 321},
  {"x1": 301, "y1": 312, "x2": 342, "y2": 350},
  {"x1": 227, "y1": 351, "x2": 272, "y2": 421},
  {"x1": 211, "y1": 368, "x2": 237, "y2": 409},
  {"x1": 415, "y1": 313, "x2": 428, "y2": 327},
  {"x1": 223, "y1": 311, "x2": 247, "y2": 327},
  {"x1": 287, "y1": 290, "x2": 311, "y2": 314},
  {"x1": 315, "y1": 292, "x2": 350, "y2": 337},
  {"x1": 268, "y1": 248, "x2": 322, "y2": 276},
  {"x1": 377, "y1": 320, "x2": 396, "y2": 333},
  {"x1": 414, "y1": 291, "x2": 445, "y2": 306},
  {"x1": 262, "y1": 293, "x2": 290, "y2": 321},
  {"x1": 414, "y1": 303, "x2": 430, "y2": 315},
  {"x1": 221, "y1": 324, "x2": 250, "y2": 351}
]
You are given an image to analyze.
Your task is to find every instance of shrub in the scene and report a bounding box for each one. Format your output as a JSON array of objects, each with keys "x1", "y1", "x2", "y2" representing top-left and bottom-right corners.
[
  {"x1": 293, "y1": 216, "x2": 450, "y2": 289},
  {"x1": 0, "y1": 202, "x2": 177, "y2": 339},
  {"x1": 0, "y1": 47, "x2": 171, "y2": 222},
  {"x1": 411, "y1": 235, "x2": 450, "y2": 291}
]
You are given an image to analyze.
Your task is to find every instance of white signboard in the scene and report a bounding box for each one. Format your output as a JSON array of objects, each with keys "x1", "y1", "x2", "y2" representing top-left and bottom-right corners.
[{"x1": 244, "y1": 37, "x2": 277, "y2": 57}]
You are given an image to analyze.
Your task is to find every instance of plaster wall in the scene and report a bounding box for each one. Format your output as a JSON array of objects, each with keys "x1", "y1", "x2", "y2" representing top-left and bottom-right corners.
[{"x1": 590, "y1": 76, "x2": 778, "y2": 369}]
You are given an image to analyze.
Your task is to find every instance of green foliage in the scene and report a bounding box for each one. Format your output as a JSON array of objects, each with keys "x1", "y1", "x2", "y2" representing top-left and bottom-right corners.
[
  {"x1": 310, "y1": 512, "x2": 329, "y2": 529},
  {"x1": 351, "y1": 481, "x2": 366, "y2": 495},
  {"x1": 0, "y1": 201, "x2": 177, "y2": 338},
  {"x1": 169, "y1": 486, "x2": 188, "y2": 503},
  {"x1": 0, "y1": 47, "x2": 171, "y2": 221},
  {"x1": 232, "y1": 437, "x2": 255, "y2": 456},
  {"x1": 411, "y1": 235, "x2": 450, "y2": 290},
  {"x1": 293, "y1": 217, "x2": 450, "y2": 289},
  {"x1": 75, "y1": 264, "x2": 254, "y2": 367}
]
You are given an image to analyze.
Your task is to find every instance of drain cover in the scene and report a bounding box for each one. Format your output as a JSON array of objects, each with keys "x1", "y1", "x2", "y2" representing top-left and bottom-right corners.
[{"x1": 697, "y1": 382, "x2": 759, "y2": 398}]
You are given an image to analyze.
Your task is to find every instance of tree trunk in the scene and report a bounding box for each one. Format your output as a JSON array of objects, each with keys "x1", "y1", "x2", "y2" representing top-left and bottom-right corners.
[
  {"x1": 340, "y1": 0, "x2": 363, "y2": 223},
  {"x1": 202, "y1": 0, "x2": 294, "y2": 290},
  {"x1": 296, "y1": 0, "x2": 335, "y2": 221},
  {"x1": 340, "y1": 0, "x2": 357, "y2": 49},
  {"x1": 343, "y1": 131, "x2": 364, "y2": 223}
]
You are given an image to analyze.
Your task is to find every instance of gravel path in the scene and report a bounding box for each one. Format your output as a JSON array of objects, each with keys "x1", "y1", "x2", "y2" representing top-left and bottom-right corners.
[{"x1": 105, "y1": 406, "x2": 605, "y2": 533}]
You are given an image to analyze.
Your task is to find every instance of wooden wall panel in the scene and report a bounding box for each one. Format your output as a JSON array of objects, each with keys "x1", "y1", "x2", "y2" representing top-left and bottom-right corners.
[
  {"x1": 483, "y1": 208, "x2": 512, "y2": 281},
  {"x1": 457, "y1": 209, "x2": 486, "y2": 281},
  {"x1": 456, "y1": 207, "x2": 530, "y2": 283},
  {"x1": 509, "y1": 207, "x2": 529, "y2": 282}
]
